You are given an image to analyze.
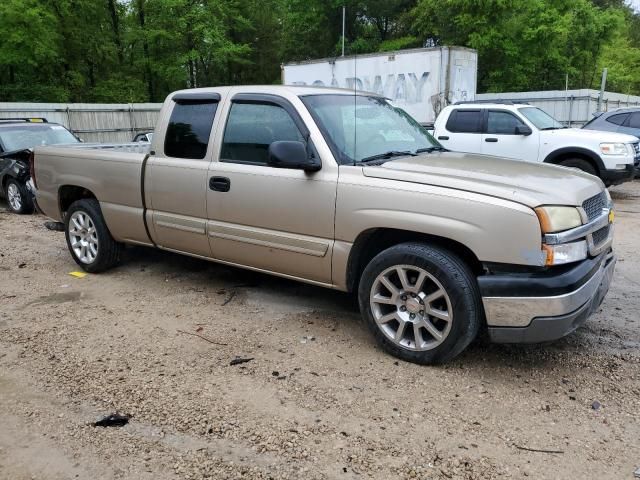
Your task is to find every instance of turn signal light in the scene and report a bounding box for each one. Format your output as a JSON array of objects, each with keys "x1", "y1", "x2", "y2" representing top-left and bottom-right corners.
[{"x1": 542, "y1": 241, "x2": 588, "y2": 266}]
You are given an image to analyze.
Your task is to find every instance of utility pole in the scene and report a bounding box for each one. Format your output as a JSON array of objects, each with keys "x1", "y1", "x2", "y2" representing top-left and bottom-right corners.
[
  {"x1": 564, "y1": 73, "x2": 569, "y2": 125},
  {"x1": 342, "y1": 6, "x2": 346, "y2": 57},
  {"x1": 597, "y1": 68, "x2": 608, "y2": 112}
]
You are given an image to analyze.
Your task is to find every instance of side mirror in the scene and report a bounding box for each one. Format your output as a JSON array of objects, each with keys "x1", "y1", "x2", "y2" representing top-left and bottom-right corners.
[
  {"x1": 267, "y1": 141, "x2": 321, "y2": 172},
  {"x1": 515, "y1": 125, "x2": 532, "y2": 136}
]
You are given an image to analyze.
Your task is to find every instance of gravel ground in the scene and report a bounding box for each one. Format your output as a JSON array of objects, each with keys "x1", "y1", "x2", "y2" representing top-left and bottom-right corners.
[{"x1": 1, "y1": 182, "x2": 639, "y2": 480}]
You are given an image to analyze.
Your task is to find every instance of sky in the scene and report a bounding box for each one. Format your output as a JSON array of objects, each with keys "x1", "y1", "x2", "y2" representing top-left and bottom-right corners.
[{"x1": 629, "y1": 0, "x2": 640, "y2": 12}]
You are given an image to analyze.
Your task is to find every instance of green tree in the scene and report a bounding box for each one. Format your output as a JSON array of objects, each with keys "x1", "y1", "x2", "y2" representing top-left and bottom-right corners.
[
  {"x1": 1, "y1": 0, "x2": 639, "y2": 102},
  {"x1": 412, "y1": 0, "x2": 625, "y2": 92},
  {"x1": 597, "y1": 14, "x2": 640, "y2": 94},
  {"x1": 0, "y1": 0, "x2": 63, "y2": 100},
  {"x1": 280, "y1": 0, "x2": 341, "y2": 61}
]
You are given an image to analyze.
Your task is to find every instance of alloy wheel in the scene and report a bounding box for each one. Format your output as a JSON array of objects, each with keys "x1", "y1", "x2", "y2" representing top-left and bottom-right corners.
[
  {"x1": 68, "y1": 211, "x2": 99, "y2": 264},
  {"x1": 369, "y1": 265, "x2": 453, "y2": 351},
  {"x1": 7, "y1": 183, "x2": 22, "y2": 211}
]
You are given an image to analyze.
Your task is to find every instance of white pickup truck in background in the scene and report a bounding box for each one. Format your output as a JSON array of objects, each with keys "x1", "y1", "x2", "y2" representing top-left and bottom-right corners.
[{"x1": 433, "y1": 101, "x2": 640, "y2": 186}]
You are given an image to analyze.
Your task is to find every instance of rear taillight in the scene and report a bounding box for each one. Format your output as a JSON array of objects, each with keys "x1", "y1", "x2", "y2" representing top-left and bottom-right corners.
[{"x1": 29, "y1": 151, "x2": 37, "y2": 188}]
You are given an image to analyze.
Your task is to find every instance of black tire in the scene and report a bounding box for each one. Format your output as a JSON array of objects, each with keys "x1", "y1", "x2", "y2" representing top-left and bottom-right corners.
[
  {"x1": 64, "y1": 198, "x2": 123, "y2": 273},
  {"x1": 358, "y1": 243, "x2": 482, "y2": 365},
  {"x1": 5, "y1": 178, "x2": 34, "y2": 214},
  {"x1": 559, "y1": 158, "x2": 597, "y2": 177}
]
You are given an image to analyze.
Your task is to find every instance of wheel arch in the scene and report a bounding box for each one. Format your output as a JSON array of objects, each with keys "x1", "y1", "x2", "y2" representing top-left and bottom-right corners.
[
  {"x1": 345, "y1": 228, "x2": 484, "y2": 293},
  {"x1": 58, "y1": 185, "x2": 98, "y2": 217},
  {"x1": 543, "y1": 147, "x2": 604, "y2": 175}
]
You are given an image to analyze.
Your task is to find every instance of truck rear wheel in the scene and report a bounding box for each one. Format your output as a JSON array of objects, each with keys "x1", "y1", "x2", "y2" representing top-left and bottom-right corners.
[
  {"x1": 64, "y1": 199, "x2": 123, "y2": 273},
  {"x1": 358, "y1": 243, "x2": 481, "y2": 364}
]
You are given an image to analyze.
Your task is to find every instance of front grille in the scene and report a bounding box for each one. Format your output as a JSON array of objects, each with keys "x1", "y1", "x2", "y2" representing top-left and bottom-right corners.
[
  {"x1": 582, "y1": 192, "x2": 606, "y2": 222},
  {"x1": 592, "y1": 225, "x2": 610, "y2": 246}
]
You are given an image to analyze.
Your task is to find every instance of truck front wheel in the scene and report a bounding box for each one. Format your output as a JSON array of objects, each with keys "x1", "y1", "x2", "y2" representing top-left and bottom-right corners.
[
  {"x1": 358, "y1": 243, "x2": 482, "y2": 364},
  {"x1": 64, "y1": 199, "x2": 123, "y2": 273}
]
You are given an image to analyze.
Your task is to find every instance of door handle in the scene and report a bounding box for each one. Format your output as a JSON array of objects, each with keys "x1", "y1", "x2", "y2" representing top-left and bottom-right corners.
[
  {"x1": 485, "y1": 138, "x2": 498, "y2": 143},
  {"x1": 209, "y1": 176, "x2": 230, "y2": 192},
  {"x1": 438, "y1": 136, "x2": 449, "y2": 140}
]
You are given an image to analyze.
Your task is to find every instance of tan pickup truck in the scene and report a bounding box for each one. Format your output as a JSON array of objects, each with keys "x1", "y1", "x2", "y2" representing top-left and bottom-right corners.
[{"x1": 32, "y1": 86, "x2": 616, "y2": 364}]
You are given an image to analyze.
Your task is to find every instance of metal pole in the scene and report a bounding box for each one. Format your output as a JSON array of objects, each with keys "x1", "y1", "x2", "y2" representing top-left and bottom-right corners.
[
  {"x1": 564, "y1": 73, "x2": 568, "y2": 125},
  {"x1": 568, "y1": 96, "x2": 574, "y2": 128},
  {"x1": 129, "y1": 104, "x2": 136, "y2": 137},
  {"x1": 597, "y1": 68, "x2": 607, "y2": 112},
  {"x1": 342, "y1": 6, "x2": 345, "y2": 57}
]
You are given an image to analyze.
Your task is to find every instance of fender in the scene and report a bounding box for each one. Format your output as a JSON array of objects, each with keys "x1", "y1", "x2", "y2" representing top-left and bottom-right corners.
[{"x1": 543, "y1": 147, "x2": 604, "y2": 173}]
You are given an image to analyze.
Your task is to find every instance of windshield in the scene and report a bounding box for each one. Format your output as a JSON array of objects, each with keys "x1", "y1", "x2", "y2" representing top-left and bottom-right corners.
[
  {"x1": 301, "y1": 94, "x2": 441, "y2": 164},
  {"x1": 0, "y1": 124, "x2": 78, "y2": 151},
  {"x1": 518, "y1": 107, "x2": 564, "y2": 130}
]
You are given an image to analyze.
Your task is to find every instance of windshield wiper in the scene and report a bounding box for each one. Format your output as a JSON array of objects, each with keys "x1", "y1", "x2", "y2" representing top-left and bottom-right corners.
[
  {"x1": 359, "y1": 150, "x2": 417, "y2": 164},
  {"x1": 415, "y1": 146, "x2": 447, "y2": 153},
  {"x1": 540, "y1": 126, "x2": 567, "y2": 130}
]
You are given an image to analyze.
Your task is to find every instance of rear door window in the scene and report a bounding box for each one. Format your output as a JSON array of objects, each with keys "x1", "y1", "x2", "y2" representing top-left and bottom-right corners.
[
  {"x1": 627, "y1": 113, "x2": 640, "y2": 129},
  {"x1": 605, "y1": 113, "x2": 629, "y2": 126},
  {"x1": 164, "y1": 101, "x2": 218, "y2": 159},
  {"x1": 221, "y1": 102, "x2": 305, "y2": 165},
  {"x1": 445, "y1": 109, "x2": 483, "y2": 133}
]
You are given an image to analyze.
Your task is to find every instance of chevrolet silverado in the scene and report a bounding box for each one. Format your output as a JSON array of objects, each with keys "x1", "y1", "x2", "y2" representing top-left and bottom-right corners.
[{"x1": 32, "y1": 86, "x2": 617, "y2": 364}]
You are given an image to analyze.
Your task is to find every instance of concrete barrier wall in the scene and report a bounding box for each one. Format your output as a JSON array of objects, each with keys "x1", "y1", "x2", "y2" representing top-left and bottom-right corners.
[
  {"x1": 0, "y1": 103, "x2": 163, "y2": 143},
  {"x1": 476, "y1": 89, "x2": 640, "y2": 126}
]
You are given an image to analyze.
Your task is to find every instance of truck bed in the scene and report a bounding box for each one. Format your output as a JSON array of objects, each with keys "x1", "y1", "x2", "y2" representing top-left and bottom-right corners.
[{"x1": 33, "y1": 143, "x2": 152, "y2": 246}]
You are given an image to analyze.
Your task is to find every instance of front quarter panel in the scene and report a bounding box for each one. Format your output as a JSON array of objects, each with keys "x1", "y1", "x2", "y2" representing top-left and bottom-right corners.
[
  {"x1": 540, "y1": 131, "x2": 635, "y2": 171},
  {"x1": 334, "y1": 166, "x2": 542, "y2": 287}
]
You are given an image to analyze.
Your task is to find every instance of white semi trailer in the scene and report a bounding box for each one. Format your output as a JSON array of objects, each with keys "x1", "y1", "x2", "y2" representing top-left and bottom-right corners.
[{"x1": 282, "y1": 46, "x2": 478, "y2": 124}]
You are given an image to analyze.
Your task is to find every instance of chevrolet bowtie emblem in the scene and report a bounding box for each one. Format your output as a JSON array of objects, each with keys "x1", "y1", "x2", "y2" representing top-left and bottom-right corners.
[{"x1": 608, "y1": 209, "x2": 615, "y2": 224}]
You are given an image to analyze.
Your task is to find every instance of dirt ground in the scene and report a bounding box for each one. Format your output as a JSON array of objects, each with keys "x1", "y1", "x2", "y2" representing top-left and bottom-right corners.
[{"x1": 1, "y1": 183, "x2": 639, "y2": 480}]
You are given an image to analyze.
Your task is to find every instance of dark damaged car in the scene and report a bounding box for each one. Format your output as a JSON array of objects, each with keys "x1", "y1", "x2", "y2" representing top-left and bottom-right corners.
[{"x1": 0, "y1": 118, "x2": 79, "y2": 214}]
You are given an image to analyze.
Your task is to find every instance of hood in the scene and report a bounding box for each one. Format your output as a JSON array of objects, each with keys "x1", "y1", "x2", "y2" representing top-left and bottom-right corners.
[
  {"x1": 0, "y1": 147, "x2": 32, "y2": 159},
  {"x1": 362, "y1": 152, "x2": 603, "y2": 208},
  {"x1": 545, "y1": 127, "x2": 639, "y2": 144}
]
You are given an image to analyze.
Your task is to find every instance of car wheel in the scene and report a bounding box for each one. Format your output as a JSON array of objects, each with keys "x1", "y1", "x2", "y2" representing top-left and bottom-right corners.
[
  {"x1": 64, "y1": 199, "x2": 123, "y2": 273},
  {"x1": 5, "y1": 179, "x2": 34, "y2": 214},
  {"x1": 358, "y1": 243, "x2": 482, "y2": 364},
  {"x1": 559, "y1": 158, "x2": 597, "y2": 177}
]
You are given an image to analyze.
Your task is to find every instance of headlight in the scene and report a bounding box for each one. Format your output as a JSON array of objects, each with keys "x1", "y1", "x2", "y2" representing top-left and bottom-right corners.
[
  {"x1": 600, "y1": 143, "x2": 628, "y2": 156},
  {"x1": 542, "y1": 241, "x2": 588, "y2": 266},
  {"x1": 535, "y1": 206, "x2": 582, "y2": 233}
]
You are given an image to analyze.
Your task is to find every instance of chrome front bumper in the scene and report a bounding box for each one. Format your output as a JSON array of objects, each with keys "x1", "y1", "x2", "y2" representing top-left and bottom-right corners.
[{"x1": 481, "y1": 251, "x2": 616, "y2": 343}]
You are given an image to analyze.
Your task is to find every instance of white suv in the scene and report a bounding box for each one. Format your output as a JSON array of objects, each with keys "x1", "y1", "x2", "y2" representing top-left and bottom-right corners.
[{"x1": 433, "y1": 102, "x2": 640, "y2": 186}]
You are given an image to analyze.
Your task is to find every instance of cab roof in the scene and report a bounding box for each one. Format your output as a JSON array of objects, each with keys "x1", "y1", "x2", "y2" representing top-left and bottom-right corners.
[
  {"x1": 170, "y1": 85, "x2": 384, "y2": 98},
  {"x1": 452, "y1": 101, "x2": 531, "y2": 109},
  {"x1": 601, "y1": 106, "x2": 640, "y2": 114},
  {"x1": 0, "y1": 117, "x2": 53, "y2": 127}
]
